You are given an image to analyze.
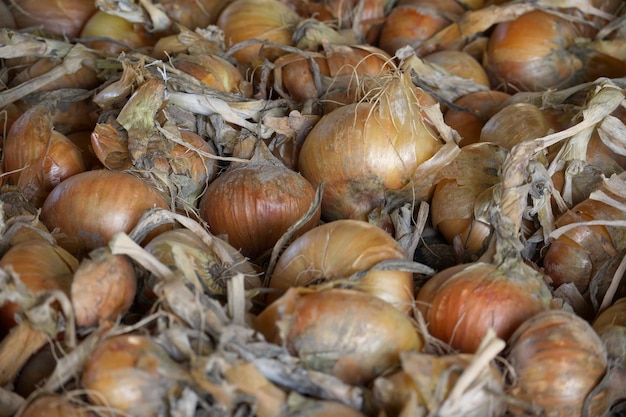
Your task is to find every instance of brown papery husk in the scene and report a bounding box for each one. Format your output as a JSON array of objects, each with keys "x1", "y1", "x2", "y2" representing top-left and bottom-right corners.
[
  {"x1": 267, "y1": 219, "x2": 417, "y2": 313},
  {"x1": 506, "y1": 309, "x2": 610, "y2": 417},
  {"x1": 253, "y1": 287, "x2": 423, "y2": 386},
  {"x1": 298, "y1": 68, "x2": 459, "y2": 223}
]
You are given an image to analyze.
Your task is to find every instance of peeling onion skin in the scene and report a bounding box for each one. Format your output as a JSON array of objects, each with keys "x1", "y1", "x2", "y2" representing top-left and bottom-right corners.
[
  {"x1": 40, "y1": 170, "x2": 170, "y2": 258},
  {"x1": 254, "y1": 287, "x2": 423, "y2": 386},
  {"x1": 506, "y1": 310, "x2": 609, "y2": 417}
]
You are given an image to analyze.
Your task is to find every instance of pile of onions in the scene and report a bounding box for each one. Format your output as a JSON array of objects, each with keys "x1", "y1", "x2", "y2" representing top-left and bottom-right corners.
[
  {"x1": 40, "y1": 169, "x2": 170, "y2": 257},
  {"x1": 267, "y1": 219, "x2": 416, "y2": 313},
  {"x1": 297, "y1": 70, "x2": 445, "y2": 222},
  {"x1": 254, "y1": 287, "x2": 423, "y2": 385},
  {"x1": 199, "y1": 139, "x2": 320, "y2": 261}
]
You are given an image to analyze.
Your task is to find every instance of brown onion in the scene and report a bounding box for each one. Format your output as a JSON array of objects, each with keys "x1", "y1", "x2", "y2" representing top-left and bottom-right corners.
[
  {"x1": 593, "y1": 297, "x2": 626, "y2": 366},
  {"x1": 217, "y1": 0, "x2": 301, "y2": 67},
  {"x1": 506, "y1": 309, "x2": 609, "y2": 417},
  {"x1": 10, "y1": 0, "x2": 97, "y2": 38},
  {"x1": 71, "y1": 247, "x2": 137, "y2": 327},
  {"x1": 423, "y1": 50, "x2": 490, "y2": 88},
  {"x1": 268, "y1": 219, "x2": 415, "y2": 312},
  {"x1": 173, "y1": 53, "x2": 252, "y2": 96},
  {"x1": 199, "y1": 139, "x2": 320, "y2": 260},
  {"x1": 40, "y1": 169, "x2": 170, "y2": 257},
  {"x1": 18, "y1": 394, "x2": 91, "y2": 417},
  {"x1": 480, "y1": 102, "x2": 553, "y2": 150},
  {"x1": 79, "y1": 11, "x2": 156, "y2": 54},
  {"x1": 416, "y1": 257, "x2": 554, "y2": 353},
  {"x1": 298, "y1": 71, "x2": 443, "y2": 222},
  {"x1": 82, "y1": 334, "x2": 189, "y2": 417},
  {"x1": 254, "y1": 287, "x2": 423, "y2": 385},
  {"x1": 0, "y1": 240, "x2": 78, "y2": 334}
]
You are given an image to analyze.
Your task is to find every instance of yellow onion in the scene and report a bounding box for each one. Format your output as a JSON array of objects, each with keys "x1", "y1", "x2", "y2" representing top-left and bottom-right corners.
[
  {"x1": 71, "y1": 247, "x2": 137, "y2": 327},
  {"x1": 480, "y1": 102, "x2": 554, "y2": 150},
  {"x1": 143, "y1": 228, "x2": 261, "y2": 299},
  {"x1": 10, "y1": 0, "x2": 97, "y2": 38},
  {"x1": 82, "y1": 334, "x2": 189, "y2": 417},
  {"x1": 430, "y1": 142, "x2": 508, "y2": 253},
  {"x1": 484, "y1": 10, "x2": 625, "y2": 92},
  {"x1": 173, "y1": 53, "x2": 252, "y2": 96},
  {"x1": 443, "y1": 90, "x2": 511, "y2": 147},
  {"x1": 18, "y1": 394, "x2": 91, "y2": 417},
  {"x1": 199, "y1": 139, "x2": 320, "y2": 261},
  {"x1": 79, "y1": 11, "x2": 156, "y2": 54},
  {"x1": 0, "y1": 239, "x2": 78, "y2": 334},
  {"x1": 542, "y1": 177, "x2": 626, "y2": 295},
  {"x1": 416, "y1": 256, "x2": 554, "y2": 353},
  {"x1": 0, "y1": 1, "x2": 16, "y2": 29},
  {"x1": 284, "y1": 394, "x2": 367, "y2": 417},
  {"x1": 216, "y1": 0, "x2": 301, "y2": 67},
  {"x1": 268, "y1": 219, "x2": 415, "y2": 313},
  {"x1": 158, "y1": 0, "x2": 233, "y2": 29},
  {"x1": 254, "y1": 287, "x2": 423, "y2": 385},
  {"x1": 40, "y1": 169, "x2": 170, "y2": 258},
  {"x1": 423, "y1": 50, "x2": 490, "y2": 88},
  {"x1": 3, "y1": 103, "x2": 86, "y2": 207},
  {"x1": 506, "y1": 309, "x2": 609, "y2": 417},
  {"x1": 593, "y1": 297, "x2": 626, "y2": 366},
  {"x1": 298, "y1": 71, "x2": 443, "y2": 222}
]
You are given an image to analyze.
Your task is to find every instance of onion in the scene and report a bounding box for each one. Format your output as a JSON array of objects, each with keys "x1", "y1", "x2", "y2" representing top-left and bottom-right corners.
[
  {"x1": 0, "y1": 1, "x2": 16, "y2": 28},
  {"x1": 158, "y1": 0, "x2": 233, "y2": 29},
  {"x1": 199, "y1": 139, "x2": 320, "y2": 261},
  {"x1": 443, "y1": 90, "x2": 511, "y2": 147},
  {"x1": 10, "y1": 0, "x2": 97, "y2": 38},
  {"x1": 253, "y1": 287, "x2": 423, "y2": 385},
  {"x1": 593, "y1": 297, "x2": 626, "y2": 367},
  {"x1": 71, "y1": 247, "x2": 137, "y2": 327},
  {"x1": 82, "y1": 334, "x2": 190, "y2": 417},
  {"x1": 18, "y1": 394, "x2": 91, "y2": 417},
  {"x1": 0, "y1": 240, "x2": 78, "y2": 334},
  {"x1": 297, "y1": 71, "x2": 444, "y2": 222},
  {"x1": 40, "y1": 169, "x2": 170, "y2": 258},
  {"x1": 268, "y1": 219, "x2": 415, "y2": 313},
  {"x1": 506, "y1": 309, "x2": 609, "y2": 417},
  {"x1": 173, "y1": 53, "x2": 252, "y2": 96},
  {"x1": 430, "y1": 142, "x2": 508, "y2": 253},
  {"x1": 416, "y1": 255, "x2": 554, "y2": 353},
  {"x1": 423, "y1": 50, "x2": 490, "y2": 88},
  {"x1": 480, "y1": 103, "x2": 553, "y2": 150},
  {"x1": 216, "y1": 0, "x2": 301, "y2": 67},
  {"x1": 79, "y1": 11, "x2": 156, "y2": 54}
]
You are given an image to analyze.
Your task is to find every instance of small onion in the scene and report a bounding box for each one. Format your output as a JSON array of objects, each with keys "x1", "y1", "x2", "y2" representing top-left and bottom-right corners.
[
  {"x1": 173, "y1": 53, "x2": 252, "y2": 96},
  {"x1": 71, "y1": 247, "x2": 137, "y2": 327},
  {"x1": 254, "y1": 287, "x2": 423, "y2": 385},
  {"x1": 199, "y1": 139, "x2": 320, "y2": 260},
  {"x1": 18, "y1": 394, "x2": 91, "y2": 417},
  {"x1": 416, "y1": 258, "x2": 554, "y2": 353},
  {"x1": 506, "y1": 309, "x2": 609, "y2": 417},
  {"x1": 480, "y1": 102, "x2": 553, "y2": 150},
  {"x1": 423, "y1": 50, "x2": 490, "y2": 88},
  {"x1": 268, "y1": 219, "x2": 415, "y2": 313},
  {"x1": 298, "y1": 71, "x2": 443, "y2": 222},
  {"x1": 79, "y1": 11, "x2": 155, "y2": 54},
  {"x1": 40, "y1": 169, "x2": 170, "y2": 257},
  {"x1": 82, "y1": 334, "x2": 189, "y2": 417}
]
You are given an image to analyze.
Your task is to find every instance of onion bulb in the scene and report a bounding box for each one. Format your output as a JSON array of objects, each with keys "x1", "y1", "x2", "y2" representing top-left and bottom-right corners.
[
  {"x1": 593, "y1": 297, "x2": 626, "y2": 366},
  {"x1": 298, "y1": 71, "x2": 444, "y2": 222},
  {"x1": 10, "y1": 0, "x2": 97, "y2": 38},
  {"x1": 79, "y1": 11, "x2": 155, "y2": 54},
  {"x1": 173, "y1": 53, "x2": 252, "y2": 96},
  {"x1": 19, "y1": 394, "x2": 91, "y2": 417},
  {"x1": 416, "y1": 256, "x2": 554, "y2": 353},
  {"x1": 254, "y1": 287, "x2": 423, "y2": 385},
  {"x1": 216, "y1": 0, "x2": 301, "y2": 67},
  {"x1": 268, "y1": 219, "x2": 415, "y2": 313},
  {"x1": 506, "y1": 309, "x2": 609, "y2": 417},
  {"x1": 199, "y1": 139, "x2": 320, "y2": 260},
  {"x1": 82, "y1": 334, "x2": 189, "y2": 417},
  {"x1": 423, "y1": 50, "x2": 490, "y2": 88},
  {"x1": 40, "y1": 169, "x2": 170, "y2": 258}
]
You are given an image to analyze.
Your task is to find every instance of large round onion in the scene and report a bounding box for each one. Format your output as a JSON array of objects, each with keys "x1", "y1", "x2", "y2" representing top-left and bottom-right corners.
[
  {"x1": 40, "y1": 170, "x2": 170, "y2": 257},
  {"x1": 506, "y1": 309, "x2": 609, "y2": 417},
  {"x1": 268, "y1": 219, "x2": 415, "y2": 312},
  {"x1": 254, "y1": 287, "x2": 423, "y2": 385},
  {"x1": 298, "y1": 72, "x2": 443, "y2": 222},
  {"x1": 10, "y1": 0, "x2": 97, "y2": 38}
]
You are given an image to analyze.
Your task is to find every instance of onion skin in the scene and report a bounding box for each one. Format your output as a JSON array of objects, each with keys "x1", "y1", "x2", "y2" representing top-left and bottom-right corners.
[
  {"x1": 11, "y1": 0, "x2": 97, "y2": 38},
  {"x1": 254, "y1": 287, "x2": 423, "y2": 385},
  {"x1": 19, "y1": 394, "x2": 91, "y2": 417},
  {"x1": 298, "y1": 74, "x2": 442, "y2": 221},
  {"x1": 0, "y1": 240, "x2": 78, "y2": 335},
  {"x1": 506, "y1": 309, "x2": 609, "y2": 417},
  {"x1": 268, "y1": 219, "x2": 414, "y2": 312},
  {"x1": 593, "y1": 297, "x2": 626, "y2": 366},
  {"x1": 82, "y1": 334, "x2": 188, "y2": 417},
  {"x1": 40, "y1": 170, "x2": 170, "y2": 257},
  {"x1": 416, "y1": 259, "x2": 553, "y2": 353}
]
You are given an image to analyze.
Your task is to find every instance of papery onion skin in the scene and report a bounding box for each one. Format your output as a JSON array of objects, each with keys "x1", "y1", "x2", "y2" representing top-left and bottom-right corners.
[
  {"x1": 10, "y1": 0, "x2": 97, "y2": 38},
  {"x1": 82, "y1": 334, "x2": 188, "y2": 417},
  {"x1": 506, "y1": 309, "x2": 609, "y2": 417},
  {"x1": 19, "y1": 394, "x2": 91, "y2": 417},
  {"x1": 40, "y1": 170, "x2": 170, "y2": 258},
  {"x1": 416, "y1": 260, "x2": 553, "y2": 353},
  {"x1": 254, "y1": 287, "x2": 423, "y2": 385},
  {"x1": 268, "y1": 219, "x2": 414, "y2": 312},
  {"x1": 298, "y1": 74, "x2": 442, "y2": 222},
  {"x1": 593, "y1": 298, "x2": 626, "y2": 366},
  {"x1": 0, "y1": 240, "x2": 78, "y2": 334}
]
